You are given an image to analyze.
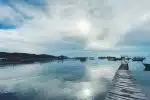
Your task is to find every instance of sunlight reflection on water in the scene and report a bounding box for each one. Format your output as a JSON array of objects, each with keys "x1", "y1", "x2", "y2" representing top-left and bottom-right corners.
[{"x1": 0, "y1": 60, "x2": 120, "y2": 100}]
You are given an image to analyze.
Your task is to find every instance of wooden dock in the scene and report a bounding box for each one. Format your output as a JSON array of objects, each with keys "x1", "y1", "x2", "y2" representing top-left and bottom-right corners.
[{"x1": 105, "y1": 61, "x2": 148, "y2": 100}]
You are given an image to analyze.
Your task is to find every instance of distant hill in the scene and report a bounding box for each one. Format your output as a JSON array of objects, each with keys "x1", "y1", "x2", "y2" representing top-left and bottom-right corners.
[
  {"x1": 0, "y1": 52, "x2": 58, "y2": 59},
  {"x1": 0, "y1": 52, "x2": 69, "y2": 64}
]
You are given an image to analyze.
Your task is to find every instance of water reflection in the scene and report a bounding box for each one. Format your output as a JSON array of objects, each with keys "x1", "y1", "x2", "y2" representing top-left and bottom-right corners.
[
  {"x1": 129, "y1": 61, "x2": 150, "y2": 99},
  {"x1": 144, "y1": 66, "x2": 150, "y2": 71},
  {"x1": 0, "y1": 60, "x2": 120, "y2": 100}
]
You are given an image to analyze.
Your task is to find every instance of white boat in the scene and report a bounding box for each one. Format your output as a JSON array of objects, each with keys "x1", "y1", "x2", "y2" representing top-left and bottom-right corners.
[{"x1": 143, "y1": 57, "x2": 150, "y2": 68}]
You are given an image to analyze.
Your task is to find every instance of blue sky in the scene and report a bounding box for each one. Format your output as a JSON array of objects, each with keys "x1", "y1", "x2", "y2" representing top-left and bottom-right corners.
[{"x1": 0, "y1": 0, "x2": 150, "y2": 57}]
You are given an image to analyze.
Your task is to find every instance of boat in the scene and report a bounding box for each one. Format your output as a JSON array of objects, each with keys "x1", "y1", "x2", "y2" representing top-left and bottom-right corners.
[
  {"x1": 143, "y1": 57, "x2": 150, "y2": 68},
  {"x1": 144, "y1": 66, "x2": 150, "y2": 71},
  {"x1": 132, "y1": 57, "x2": 145, "y2": 61},
  {"x1": 98, "y1": 56, "x2": 107, "y2": 60},
  {"x1": 143, "y1": 63, "x2": 150, "y2": 67},
  {"x1": 75, "y1": 57, "x2": 88, "y2": 62},
  {"x1": 107, "y1": 57, "x2": 118, "y2": 61},
  {"x1": 89, "y1": 57, "x2": 95, "y2": 60}
]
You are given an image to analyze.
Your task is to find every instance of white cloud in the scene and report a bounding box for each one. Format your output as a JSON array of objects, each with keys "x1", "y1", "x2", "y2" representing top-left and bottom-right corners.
[
  {"x1": 0, "y1": 4, "x2": 24, "y2": 26},
  {"x1": 0, "y1": 0, "x2": 150, "y2": 55}
]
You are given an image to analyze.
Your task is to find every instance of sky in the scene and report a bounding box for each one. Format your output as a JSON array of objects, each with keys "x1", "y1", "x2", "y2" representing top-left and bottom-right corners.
[{"x1": 0, "y1": 0, "x2": 150, "y2": 57}]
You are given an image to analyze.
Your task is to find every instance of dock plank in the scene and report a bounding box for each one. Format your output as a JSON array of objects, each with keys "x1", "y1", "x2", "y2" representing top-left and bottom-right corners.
[{"x1": 105, "y1": 62, "x2": 148, "y2": 100}]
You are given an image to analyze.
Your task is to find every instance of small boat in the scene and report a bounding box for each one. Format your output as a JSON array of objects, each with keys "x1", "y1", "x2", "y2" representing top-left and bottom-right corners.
[
  {"x1": 107, "y1": 57, "x2": 117, "y2": 61},
  {"x1": 143, "y1": 63, "x2": 150, "y2": 67},
  {"x1": 144, "y1": 65, "x2": 150, "y2": 71},
  {"x1": 75, "y1": 57, "x2": 88, "y2": 62},
  {"x1": 98, "y1": 57, "x2": 107, "y2": 60},
  {"x1": 132, "y1": 57, "x2": 145, "y2": 61},
  {"x1": 89, "y1": 57, "x2": 95, "y2": 60},
  {"x1": 143, "y1": 57, "x2": 150, "y2": 68}
]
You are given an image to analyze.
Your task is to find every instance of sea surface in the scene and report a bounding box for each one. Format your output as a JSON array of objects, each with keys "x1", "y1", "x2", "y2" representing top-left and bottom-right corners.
[{"x1": 0, "y1": 59, "x2": 150, "y2": 100}]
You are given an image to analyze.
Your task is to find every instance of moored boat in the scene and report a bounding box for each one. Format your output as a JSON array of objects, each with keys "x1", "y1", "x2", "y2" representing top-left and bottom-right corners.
[
  {"x1": 132, "y1": 57, "x2": 145, "y2": 61},
  {"x1": 143, "y1": 57, "x2": 150, "y2": 68},
  {"x1": 143, "y1": 63, "x2": 150, "y2": 67},
  {"x1": 89, "y1": 57, "x2": 95, "y2": 60}
]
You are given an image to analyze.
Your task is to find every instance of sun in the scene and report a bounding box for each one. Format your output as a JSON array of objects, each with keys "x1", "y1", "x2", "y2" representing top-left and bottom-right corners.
[{"x1": 77, "y1": 19, "x2": 91, "y2": 34}]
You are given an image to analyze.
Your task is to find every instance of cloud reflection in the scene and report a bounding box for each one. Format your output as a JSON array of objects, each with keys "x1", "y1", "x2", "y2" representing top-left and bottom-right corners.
[{"x1": 0, "y1": 60, "x2": 120, "y2": 100}]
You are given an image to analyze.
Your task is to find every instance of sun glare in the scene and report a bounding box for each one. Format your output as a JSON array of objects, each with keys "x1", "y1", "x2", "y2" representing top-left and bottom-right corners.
[{"x1": 77, "y1": 19, "x2": 91, "y2": 34}]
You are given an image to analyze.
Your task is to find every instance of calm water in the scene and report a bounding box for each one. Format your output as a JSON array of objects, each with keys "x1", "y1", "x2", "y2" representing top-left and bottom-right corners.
[
  {"x1": 129, "y1": 61, "x2": 150, "y2": 99},
  {"x1": 0, "y1": 60, "x2": 150, "y2": 100}
]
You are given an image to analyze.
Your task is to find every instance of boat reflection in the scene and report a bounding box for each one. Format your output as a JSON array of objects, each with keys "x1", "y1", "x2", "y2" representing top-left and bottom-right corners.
[{"x1": 144, "y1": 66, "x2": 150, "y2": 71}]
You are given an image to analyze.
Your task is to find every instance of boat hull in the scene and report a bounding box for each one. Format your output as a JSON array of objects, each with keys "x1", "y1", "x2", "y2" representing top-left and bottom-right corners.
[
  {"x1": 143, "y1": 64, "x2": 150, "y2": 67},
  {"x1": 143, "y1": 64, "x2": 150, "y2": 71}
]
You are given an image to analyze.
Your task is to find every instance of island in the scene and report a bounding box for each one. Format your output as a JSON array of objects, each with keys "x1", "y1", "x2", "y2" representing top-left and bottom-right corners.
[{"x1": 0, "y1": 52, "x2": 69, "y2": 65}]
